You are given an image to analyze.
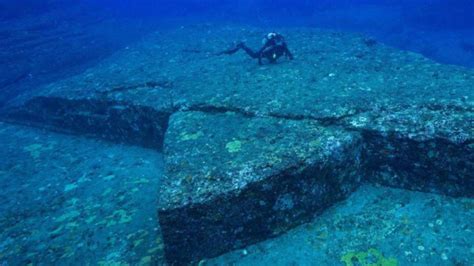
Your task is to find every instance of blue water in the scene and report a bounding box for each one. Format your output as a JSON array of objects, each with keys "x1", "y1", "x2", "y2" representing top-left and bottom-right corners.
[
  {"x1": 1, "y1": 0, "x2": 473, "y2": 105},
  {"x1": 0, "y1": 1, "x2": 473, "y2": 265}
]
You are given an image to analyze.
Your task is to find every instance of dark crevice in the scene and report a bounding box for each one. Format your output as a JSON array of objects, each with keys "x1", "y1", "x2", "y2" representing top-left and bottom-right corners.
[
  {"x1": 268, "y1": 109, "x2": 367, "y2": 126},
  {"x1": 184, "y1": 103, "x2": 367, "y2": 126},
  {"x1": 97, "y1": 80, "x2": 174, "y2": 96},
  {"x1": 185, "y1": 104, "x2": 256, "y2": 118}
]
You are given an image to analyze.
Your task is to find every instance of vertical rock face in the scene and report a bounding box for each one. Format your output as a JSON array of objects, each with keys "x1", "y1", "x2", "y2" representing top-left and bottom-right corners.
[
  {"x1": 364, "y1": 132, "x2": 473, "y2": 197},
  {"x1": 0, "y1": 26, "x2": 472, "y2": 264},
  {"x1": 3, "y1": 97, "x2": 171, "y2": 149},
  {"x1": 344, "y1": 104, "x2": 474, "y2": 197},
  {"x1": 158, "y1": 111, "x2": 363, "y2": 264}
]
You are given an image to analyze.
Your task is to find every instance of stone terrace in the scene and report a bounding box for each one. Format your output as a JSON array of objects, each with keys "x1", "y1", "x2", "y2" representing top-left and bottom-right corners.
[{"x1": 1, "y1": 25, "x2": 473, "y2": 264}]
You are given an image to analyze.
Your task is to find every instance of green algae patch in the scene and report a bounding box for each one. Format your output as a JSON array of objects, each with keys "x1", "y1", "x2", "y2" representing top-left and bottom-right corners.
[
  {"x1": 103, "y1": 174, "x2": 115, "y2": 181},
  {"x1": 225, "y1": 140, "x2": 242, "y2": 153},
  {"x1": 180, "y1": 131, "x2": 204, "y2": 141},
  {"x1": 67, "y1": 197, "x2": 80, "y2": 206},
  {"x1": 23, "y1": 142, "x2": 57, "y2": 159},
  {"x1": 23, "y1": 144, "x2": 43, "y2": 159},
  {"x1": 127, "y1": 178, "x2": 150, "y2": 184},
  {"x1": 140, "y1": 256, "x2": 152, "y2": 265},
  {"x1": 66, "y1": 221, "x2": 80, "y2": 229},
  {"x1": 102, "y1": 188, "x2": 112, "y2": 196},
  {"x1": 106, "y1": 209, "x2": 133, "y2": 226},
  {"x1": 49, "y1": 225, "x2": 64, "y2": 236},
  {"x1": 309, "y1": 139, "x2": 321, "y2": 148},
  {"x1": 85, "y1": 215, "x2": 97, "y2": 224},
  {"x1": 56, "y1": 210, "x2": 81, "y2": 223},
  {"x1": 98, "y1": 260, "x2": 129, "y2": 266},
  {"x1": 341, "y1": 248, "x2": 398, "y2": 266},
  {"x1": 64, "y1": 183, "x2": 78, "y2": 192}
]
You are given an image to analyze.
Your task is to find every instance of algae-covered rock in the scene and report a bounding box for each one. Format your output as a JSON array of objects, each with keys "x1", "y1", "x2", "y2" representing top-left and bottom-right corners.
[
  {"x1": 341, "y1": 248, "x2": 398, "y2": 266},
  {"x1": 158, "y1": 111, "x2": 363, "y2": 264}
]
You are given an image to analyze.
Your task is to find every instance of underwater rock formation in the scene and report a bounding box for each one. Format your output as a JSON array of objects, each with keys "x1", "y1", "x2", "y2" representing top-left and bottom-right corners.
[
  {"x1": 1, "y1": 26, "x2": 472, "y2": 264},
  {"x1": 159, "y1": 111, "x2": 362, "y2": 263}
]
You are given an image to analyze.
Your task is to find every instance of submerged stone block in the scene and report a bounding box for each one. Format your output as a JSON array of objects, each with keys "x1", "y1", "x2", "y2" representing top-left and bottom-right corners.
[
  {"x1": 158, "y1": 111, "x2": 363, "y2": 264},
  {"x1": 364, "y1": 132, "x2": 473, "y2": 197},
  {"x1": 345, "y1": 104, "x2": 474, "y2": 197}
]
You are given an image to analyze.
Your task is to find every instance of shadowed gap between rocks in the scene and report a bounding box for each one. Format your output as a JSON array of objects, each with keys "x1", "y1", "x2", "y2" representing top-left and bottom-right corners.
[
  {"x1": 185, "y1": 103, "x2": 368, "y2": 126},
  {"x1": 96, "y1": 80, "x2": 174, "y2": 96}
]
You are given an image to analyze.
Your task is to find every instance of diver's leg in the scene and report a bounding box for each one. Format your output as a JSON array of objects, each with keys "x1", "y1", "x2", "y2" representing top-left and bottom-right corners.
[
  {"x1": 216, "y1": 46, "x2": 241, "y2": 56},
  {"x1": 239, "y1": 43, "x2": 259, "y2": 59}
]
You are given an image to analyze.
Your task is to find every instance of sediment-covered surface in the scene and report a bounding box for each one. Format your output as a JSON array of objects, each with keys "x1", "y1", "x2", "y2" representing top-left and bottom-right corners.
[
  {"x1": 0, "y1": 122, "x2": 164, "y2": 265},
  {"x1": 209, "y1": 185, "x2": 474, "y2": 266},
  {"x1": 1, "y1": 25, "x2": 473, "y2": 264},
  {"x1": 1, "y1": 122, "x2": 472, "y2": 265}
]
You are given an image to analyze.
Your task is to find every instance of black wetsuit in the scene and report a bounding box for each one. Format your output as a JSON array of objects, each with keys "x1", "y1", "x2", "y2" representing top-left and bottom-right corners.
[{"x1": 218, "y1": 34, "x2": 293, "y2": 65}]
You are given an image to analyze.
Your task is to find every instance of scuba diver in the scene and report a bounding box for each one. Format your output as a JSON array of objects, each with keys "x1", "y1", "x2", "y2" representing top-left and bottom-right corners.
[{"x1": 217, "y1": 32, "x2": 293, "y2": 65}]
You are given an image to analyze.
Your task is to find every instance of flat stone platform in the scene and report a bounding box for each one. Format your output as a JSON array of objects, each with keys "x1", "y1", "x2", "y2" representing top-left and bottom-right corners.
[{"x1": 1, "y1": 25, "x2": 473, "y2": 264}]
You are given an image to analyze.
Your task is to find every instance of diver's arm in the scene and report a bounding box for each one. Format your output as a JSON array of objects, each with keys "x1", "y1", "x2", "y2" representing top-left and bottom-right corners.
[
  {"x1": 256, "y1": 45, "x2": 267, "y2": 65},
  {"x1": 283, "y1": 43, "x2": 294, "y2": 60},
  {"x1": 285, "y1": 48, "x2": 294, "y2": 60}
]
